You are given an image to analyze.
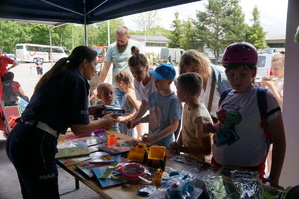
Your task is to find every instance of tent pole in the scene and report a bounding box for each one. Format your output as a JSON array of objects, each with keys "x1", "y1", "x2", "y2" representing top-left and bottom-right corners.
[
  {"x1": 83, "y1": 0, "x2": 88, "y2": 46},
  {"x1": 49, "y1": 26, "x2": 53, "y2": 67}
]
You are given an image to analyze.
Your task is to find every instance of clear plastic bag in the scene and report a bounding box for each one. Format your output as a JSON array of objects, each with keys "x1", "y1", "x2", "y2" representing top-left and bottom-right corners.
[{"x1": 231, "y1": 170, "x2": 263, "y2": 199}]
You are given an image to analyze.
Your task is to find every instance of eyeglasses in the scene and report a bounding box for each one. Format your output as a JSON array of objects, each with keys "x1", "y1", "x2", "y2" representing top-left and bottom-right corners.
[{"x1": 117, "y1": 39, "x2": 127, "y2": 43}]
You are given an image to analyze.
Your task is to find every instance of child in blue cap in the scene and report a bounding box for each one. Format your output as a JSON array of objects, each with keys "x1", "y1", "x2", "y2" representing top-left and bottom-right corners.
[{"x1": 133, "y1": 63, "x2": 182, "y2": 148}]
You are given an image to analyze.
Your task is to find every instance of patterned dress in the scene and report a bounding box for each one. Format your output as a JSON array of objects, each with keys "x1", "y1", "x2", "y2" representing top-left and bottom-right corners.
[{"x1": 118, "y1": 93, "x2": 136, "y2": 137}]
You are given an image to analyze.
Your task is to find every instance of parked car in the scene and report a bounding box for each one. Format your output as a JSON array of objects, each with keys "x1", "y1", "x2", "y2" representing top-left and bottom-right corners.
[
  {"x1": 260, "y1": 48, "x2": 285, "y2": 54},
  {"x1": 256, "y1": 53, "x2": 275, "y2": 83},
  {"x1": 5, "y1": 53, "x2": 20, "y2": 63}
]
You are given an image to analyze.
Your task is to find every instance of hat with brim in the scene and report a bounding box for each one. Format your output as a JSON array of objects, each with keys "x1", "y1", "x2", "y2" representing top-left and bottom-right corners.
[{"x1": 149, "y1": 63, "x2": 176, "y2": 80}]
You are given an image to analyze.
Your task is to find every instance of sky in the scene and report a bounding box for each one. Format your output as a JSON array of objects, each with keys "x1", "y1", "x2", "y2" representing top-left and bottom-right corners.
[{"x1": 123, "y1": 0, "x2": 288, "y2": 39}]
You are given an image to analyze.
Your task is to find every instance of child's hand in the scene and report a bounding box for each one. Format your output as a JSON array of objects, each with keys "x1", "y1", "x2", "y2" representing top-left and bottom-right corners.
[
  {"x1": 141, "y1": 133, "x2": 155, "y2": 145},
  {"x1": 203, "y1": 122, "x2": 216, "y2": 134},
  {"x1": 170, "y1": 142, "x2": 181, "y2": 155},
  {"x1": 126, "y1": 118, "x2": 139, "y2": 129}
]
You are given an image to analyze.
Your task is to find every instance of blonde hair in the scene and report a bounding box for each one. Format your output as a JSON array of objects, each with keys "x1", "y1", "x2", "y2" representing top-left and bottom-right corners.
[
  {"x1": 114, "y1": 71, "x2": 133, "y2": 89},
  {"x1": 97, "y1": 83, "x2": 115, "y2": 104},
  {"x1": 271, "y1": 52, "x2": 285, "y2": 68},
  {"x1": 179, "y1": 50, "x2": 211, "y2": 79}
]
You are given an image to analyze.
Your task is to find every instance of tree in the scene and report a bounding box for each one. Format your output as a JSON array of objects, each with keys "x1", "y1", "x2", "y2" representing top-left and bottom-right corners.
[
  {"x1": 193, "y1": 0, "x2": 246, "y2": 63},
  {"x1": 132, "y1": 10, "x2": 161, "y2": 32},
  {"x1": 30, "y1": 25, "x2": 50, "y2": 45},
  {"x1": 168, "y1": 12, "x2": 184, "y2": 48},
  {"x1": 95, "y1": 18, "x2": 124, "y2": 46},
  {"x1": 245, "y1": 6, "x2": 267, "y2": 50},
  {"x1": 181, "y1": 18, "x2": 200, "y2": 50},
  {"x1": 131, "y1": 26, "x2": 170, "y2": 37},
  {"x1": 0, "y1": 20, "x2": 32, "y2": 53}
]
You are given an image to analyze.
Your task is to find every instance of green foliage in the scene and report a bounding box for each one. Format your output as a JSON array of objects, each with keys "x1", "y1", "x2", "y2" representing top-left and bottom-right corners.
[
  {"x1": 193, "y1": 0, "x2": 247, "y2": 63},
  {"x1": 181, "y1": 19, "x2": 200, "y2": 50},
  {"x1": 131, "y1": 26, "x2": 170, "y2": 37},
  {"x1": 168, "y1": 12, "x2": 183, "y2": 48},
  {"x1": 94, "y1": 18, "x2": 124, "y2": 46},
  {"x1": 0, "y1": 20, "x2": 31, "y2": 53},
  {"x1": 245, "y1": 6, "x2": 267, "y2": 50},
  {"x1": 132, "y1": 10, "x2": 161, "y2": 31}
]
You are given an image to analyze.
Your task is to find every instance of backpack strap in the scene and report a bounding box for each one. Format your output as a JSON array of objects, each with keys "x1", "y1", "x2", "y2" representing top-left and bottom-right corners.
[
  {"x1": 219, "y1": 88, "x2": 232, "y2": 108},
  {"x1": 257, "y1": 87, "x2": 272, "y2": 151}
]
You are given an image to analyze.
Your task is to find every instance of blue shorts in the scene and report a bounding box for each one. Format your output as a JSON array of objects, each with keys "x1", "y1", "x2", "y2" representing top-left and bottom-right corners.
[{"x1": 36, "y1": 67, "x2": 43, "y2": 75}]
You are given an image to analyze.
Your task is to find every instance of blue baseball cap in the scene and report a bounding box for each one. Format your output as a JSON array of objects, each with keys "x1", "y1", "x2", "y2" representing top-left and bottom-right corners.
[{"x1": 149, "y1": 63, "x2": 176, "y2": 80}]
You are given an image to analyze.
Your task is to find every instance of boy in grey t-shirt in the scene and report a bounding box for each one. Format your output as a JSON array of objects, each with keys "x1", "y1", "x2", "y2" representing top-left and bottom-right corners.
[{"x1": 133, "y1": 63, "x2": 182, "y2": 148}]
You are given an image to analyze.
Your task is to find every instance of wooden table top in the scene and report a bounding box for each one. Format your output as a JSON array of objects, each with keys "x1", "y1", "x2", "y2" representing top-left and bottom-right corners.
[{"x1": 56, "y1": 130, "x2": 205, "y2": 199}]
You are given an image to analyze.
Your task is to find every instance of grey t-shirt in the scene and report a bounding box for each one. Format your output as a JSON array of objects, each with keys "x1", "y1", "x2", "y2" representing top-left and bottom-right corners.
[
  {"x1": 105, "y1": 39, "x2": 143, "y2": 86},
  {"x1": 148, "y1": 91, "x2": 182, "y2": 148}
]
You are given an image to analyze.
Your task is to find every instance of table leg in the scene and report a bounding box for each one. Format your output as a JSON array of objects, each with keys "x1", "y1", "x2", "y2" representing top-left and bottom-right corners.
[{"x1": 60, "y1": 178, "x2": 80, "y2": 196}]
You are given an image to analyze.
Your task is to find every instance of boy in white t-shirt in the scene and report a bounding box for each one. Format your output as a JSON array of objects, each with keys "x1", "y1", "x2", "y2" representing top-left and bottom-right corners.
[
  {"x1": 170, "y1": 72, "x2": 213, "y2": 162},
  {"x1": 205, "y1": 42, "x2": 286, "y2": 189}
]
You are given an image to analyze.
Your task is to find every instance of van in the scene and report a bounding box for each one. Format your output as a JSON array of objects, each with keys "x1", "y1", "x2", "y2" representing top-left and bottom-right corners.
[
  {"x1": 160, "y1": 48, "x2": 185, "y2": 65},
  {"x1": 256, "y1": 53, "x2": 275, "y2": 83},
  {"x1": 260, "y1": 48, "x2": 285, "y2": 54}
]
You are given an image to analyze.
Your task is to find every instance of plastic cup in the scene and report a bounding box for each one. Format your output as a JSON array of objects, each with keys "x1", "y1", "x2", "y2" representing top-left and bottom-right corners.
[{"x1": 107, "y1": 134, "x2": 117, "y2": 145}]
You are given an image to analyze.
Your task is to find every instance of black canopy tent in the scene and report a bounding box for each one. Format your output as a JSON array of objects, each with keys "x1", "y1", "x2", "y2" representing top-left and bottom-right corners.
[{"x1": 0, "y1": 0, "x2": 201, "y2": 45}]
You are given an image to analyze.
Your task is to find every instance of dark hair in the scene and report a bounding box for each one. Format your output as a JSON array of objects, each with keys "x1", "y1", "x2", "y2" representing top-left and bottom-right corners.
[
  {"x1": 177, "y1": 72, "x2": 203, "y2": 96},
  {"x1": 128, "y1": 46, "x2": 147, "y2": 67},
  {"x1": 4, "y1": 71, "x2": 14, "y2": 80},
  {"x1": 34, "y1": 46, "x2": 97, "y2": 93}
]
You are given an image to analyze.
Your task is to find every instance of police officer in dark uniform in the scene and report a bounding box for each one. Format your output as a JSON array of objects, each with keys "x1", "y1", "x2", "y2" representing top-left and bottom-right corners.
[{"x1": 6, "y1": 46, "x2": 119, "y2": 199}]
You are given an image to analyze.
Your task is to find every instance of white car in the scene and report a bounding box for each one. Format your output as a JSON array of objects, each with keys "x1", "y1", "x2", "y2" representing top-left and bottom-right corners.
[
  {"x1": 5, "y1": 54, "x2": 20, "y2": 63},
  {"x1": 256, "y1": 53, "x2": 274, "y2": 83}
]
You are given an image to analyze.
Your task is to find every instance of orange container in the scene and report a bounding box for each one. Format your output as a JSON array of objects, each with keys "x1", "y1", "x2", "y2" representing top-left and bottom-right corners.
[
  {"x1": 148, "y1": 146, "x2": 166, "y2": 160},
  {"x1": 107, "y1": 134, "x2": 117, "y2": 145}
]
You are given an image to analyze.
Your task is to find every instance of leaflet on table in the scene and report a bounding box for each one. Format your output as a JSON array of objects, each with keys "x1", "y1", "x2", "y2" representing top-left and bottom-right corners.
[
  {"x1": 57, "y1": 130, "x2": 108, "y2": 149},
  {"x1": 75, "y1": 160, "x2": 107, "y2": 178},
  {"x1": 75, "y1": 157, "x2": 128, "y2": 178},
  {"x1": 168, "y1": 155, "x2": 212, "y2": 170},
  {"x1": 92, "y1": 166, "x2": 127, "y2": 188},
  {"x1": 89, "y1": 152, "x2": 121, "y2": 163},
  {"x1": 57, "y1": 156, "x2": 90, "y2": 167},
  {"x1": 55, "y1": 145, "x2": 90, "y2": 159},
  {"x1": 99, "y1": 161, "x2": 128, "y2": 179},
  {"x1": 97, "y1": 139, "x2": 140, "y2": 155}
]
